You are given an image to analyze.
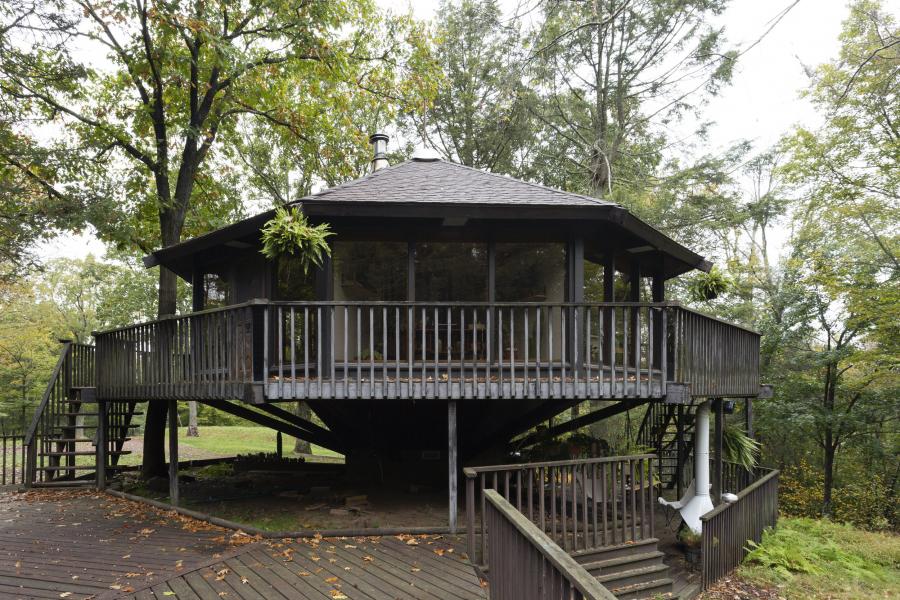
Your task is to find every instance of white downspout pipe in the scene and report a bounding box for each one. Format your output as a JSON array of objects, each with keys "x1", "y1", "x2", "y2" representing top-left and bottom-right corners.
[{"x1": 680, "y1": 400, "x2": 713, "y2": 534}]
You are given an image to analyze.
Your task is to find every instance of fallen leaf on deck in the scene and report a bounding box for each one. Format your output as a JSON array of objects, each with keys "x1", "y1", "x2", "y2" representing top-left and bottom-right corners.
[{"x1": 324, "y1": 576, "x2": 339, "y2": 583}]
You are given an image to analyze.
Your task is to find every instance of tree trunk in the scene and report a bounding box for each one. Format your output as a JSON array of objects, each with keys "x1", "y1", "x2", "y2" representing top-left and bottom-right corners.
[
  {"x1": 823, "y1": 439, "x2": 836, "y2": 517},
  {"x1": 294, "y1": 402, "x2": 312, "y2": 454},
  {"x1": 142, "y1": 211, "x2": 181, "y2": 478},
  {"x1": 187, "y1": 401, "x2": 199, "y2": 437}
]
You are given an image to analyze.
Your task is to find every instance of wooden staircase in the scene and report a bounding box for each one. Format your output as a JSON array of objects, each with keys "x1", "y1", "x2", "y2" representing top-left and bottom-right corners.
[
  {"x1": 572, "y1": 538, "x2": 675, "y2": 599},
  {"x1": 638, "y1": 402, "x2": 698, "y2": 491},
  {"x1": 24, "y1": 342, "x2": 140, "y2": 488}
]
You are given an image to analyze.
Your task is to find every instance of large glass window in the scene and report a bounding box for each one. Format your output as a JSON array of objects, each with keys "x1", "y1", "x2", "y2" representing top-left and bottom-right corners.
[
  {"x1": 333, "y1": 241, "x2": 407, "y2": 301},
  {"x1": 276, "y1": 256, "x2": 316, "y2": 300},
  {"x1": 495, "y1": 243, "x2": 566, "y2": 302},
  {"x1": 415, "y1": 242, "x2": 488, "y2": 301},
  {"x1": 203, "y1": 273, "x2": 231, "y2": 308}
]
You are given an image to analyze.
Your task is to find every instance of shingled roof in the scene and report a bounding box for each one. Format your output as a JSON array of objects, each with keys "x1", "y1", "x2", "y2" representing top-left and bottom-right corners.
[
  {"x1": 144, "y1": 156, "x2": 711, "y2": 279},
  {"x1": 295, "y1": 157, "x2": 616, "y2": 207}
]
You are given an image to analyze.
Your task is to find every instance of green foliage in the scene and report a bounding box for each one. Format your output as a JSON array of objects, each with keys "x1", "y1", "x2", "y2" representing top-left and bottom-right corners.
[
  {"x1": 527, "y1": 0, "x2": 734, "y2": 198},
  {"x1": 405, "y1": 0, "x2": 533, "y2": 174},
  {"x1": 687, "y1": 267, "x2": 733, "y2": 302},
  {"x1": 780, "y1": 461, "x2": 898, "y2": 531},
  {"x1": 260, "y1": 207, "x2": 334, "y2": 274},
  {"x1": 722, "y1": 423, "x2": 760, "y2": 471},
  {"x1": 742, "y1": 518, "x2": 900, "y2": 599}
]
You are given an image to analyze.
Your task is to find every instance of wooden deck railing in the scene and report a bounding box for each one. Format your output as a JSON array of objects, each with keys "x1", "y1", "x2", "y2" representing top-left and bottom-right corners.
[
  {"x1": 670, "y1": 308, "x2": 760, "y2": 397},
  {"x1": 701, "y1": 466, "x2": 779, "y2": 589},
  {"x1": 484, "y1": 490, "x2": 617, "y2": 600},
  {"x1": 464, "y1": 455, "x2": 656, "y2": 567},
  {"x1": 1, "y1": 434, "x2": 25, "y2": 485},
  {"x1": 94, "y1": 300, "x2": 760, "y2": 402}
]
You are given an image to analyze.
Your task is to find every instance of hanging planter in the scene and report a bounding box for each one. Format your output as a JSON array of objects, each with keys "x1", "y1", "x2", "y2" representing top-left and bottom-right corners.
[{"x1": 260, "y1": 205, "x2": 334, "y2": 272}]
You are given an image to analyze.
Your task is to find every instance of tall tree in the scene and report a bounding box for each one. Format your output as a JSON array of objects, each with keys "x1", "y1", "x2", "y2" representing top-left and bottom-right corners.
[
  {"x1": 0, "y1": 0, "x2": 435, "y2": 477},
  {"x1": 527, "y1": 0, "x2": 738, "y2": 197},
  {"x1": 405, "y1": 0, "x2": 533, "y2": 173},
  {"x1": 777, "y1": 0, "x2": 899, "y2": 515}
]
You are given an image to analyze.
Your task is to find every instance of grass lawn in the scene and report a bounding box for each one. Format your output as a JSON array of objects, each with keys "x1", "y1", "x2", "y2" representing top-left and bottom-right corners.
[
  {"x1": 112, "y1": 425, "x2": 343, "y2": 466},
  {"x1": 735, "y1": 517, "x2": 900, "y2": 599}
]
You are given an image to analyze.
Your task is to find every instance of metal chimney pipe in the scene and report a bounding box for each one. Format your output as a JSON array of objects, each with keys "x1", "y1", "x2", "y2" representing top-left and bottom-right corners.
[{"x1": 369, "y1": 133, "x2": 389, "y2": 172}]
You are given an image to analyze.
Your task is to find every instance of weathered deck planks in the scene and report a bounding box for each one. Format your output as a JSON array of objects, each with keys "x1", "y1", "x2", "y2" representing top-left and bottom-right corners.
[{"x1": 0, "y1": 489, "x2": 487, "y2": 600}]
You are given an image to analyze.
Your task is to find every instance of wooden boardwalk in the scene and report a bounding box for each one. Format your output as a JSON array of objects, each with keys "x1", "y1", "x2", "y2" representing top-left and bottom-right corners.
[{"x1": 0, "y1": 489, "x2": 487, "y2": 600}]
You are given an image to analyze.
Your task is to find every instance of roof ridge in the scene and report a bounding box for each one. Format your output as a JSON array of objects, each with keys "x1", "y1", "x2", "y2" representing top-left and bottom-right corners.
[
  {"x1": 290, "y1": 160, "x2": 417, "y2": 205},
  {"x1": 441, "y1": 160, "x2": 618, "y2": 207}
]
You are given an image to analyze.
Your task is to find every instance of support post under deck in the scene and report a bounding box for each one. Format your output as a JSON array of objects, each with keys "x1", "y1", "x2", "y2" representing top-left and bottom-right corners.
[
  {"x1": 96, "y1": 399, "x2": 107, "y2": 490},
  {"x1": 713, "y1": 398, "x2": 724, "y2": 502},
  {"x1": 745, "y1": 397, "x2": 754, "y2": 440},
  {"x1": 168, "y1": 400, "x2": 179, "y2": 506},
  {"x1": 448, "y1": 400, "x2": 458, "y2": 533}
]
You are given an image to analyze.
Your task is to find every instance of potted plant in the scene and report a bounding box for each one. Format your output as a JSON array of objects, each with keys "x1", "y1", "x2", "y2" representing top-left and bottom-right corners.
[{"x1": 676, "y1": 526, "x2": 702, "y2": 569}]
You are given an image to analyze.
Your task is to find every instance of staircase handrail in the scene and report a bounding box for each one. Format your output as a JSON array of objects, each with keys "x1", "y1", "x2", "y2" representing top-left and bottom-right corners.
[
  {"x1": 484, "y1": 489, "x2": 617, "y2": 600},
  {"x1": 23, "y1": 341, "x2": 73, "y2": 446}
]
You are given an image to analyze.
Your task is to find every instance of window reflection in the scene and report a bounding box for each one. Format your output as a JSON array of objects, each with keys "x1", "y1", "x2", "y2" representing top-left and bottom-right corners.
[
  {"x1": 495, "y1": 243, "x2": 565, "y2": 302},
  {"x1": 415, "y1": 242, "x2": 488, "y2": 301},
  {"x1": 334, "y1": 241, "x2": 407, "y2": 301}
]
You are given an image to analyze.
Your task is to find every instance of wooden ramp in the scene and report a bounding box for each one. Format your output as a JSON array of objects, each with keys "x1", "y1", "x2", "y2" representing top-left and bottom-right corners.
[{"x1": 0, "y1": 489, "x2": 487, "y2": 600}]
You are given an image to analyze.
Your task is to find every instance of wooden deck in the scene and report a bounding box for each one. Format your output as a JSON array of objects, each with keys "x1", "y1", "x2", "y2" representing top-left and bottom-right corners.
[{"x1": 0, "y1": 489, "x2": 487, "y2": 600}]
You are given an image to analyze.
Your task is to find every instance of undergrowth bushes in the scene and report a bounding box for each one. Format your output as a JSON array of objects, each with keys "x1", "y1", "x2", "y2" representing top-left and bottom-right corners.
[
  {"x1": 741, "y1": 517, "x2": 900, "y2": 599},
  {"x1": 779, "y1": 460, "x2": 897, "y2": 531}
]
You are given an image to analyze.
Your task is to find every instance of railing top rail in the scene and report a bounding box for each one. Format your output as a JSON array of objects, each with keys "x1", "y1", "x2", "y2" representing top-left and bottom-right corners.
[
  {"x1": 23, "y1": 342, "x2": 72, "y2": 445},
  {"x1": 700, "y1": 467, "x2": 779, "y2": 522},
  {"x1": 670, "y1": 304, "x2": 761, "y2": 337},
  {"x1": 464, "y1": 454, "x2": 656, "y2": 477},
  {"x1": 485, "y1": 490, "x2": 617, "y2": 600},
  {"x1": 265, "y1": 300, "x2": 676, "y2": 308},
  {"x1": 92, "y1": 299, "x2": 265, "y2": 336}
]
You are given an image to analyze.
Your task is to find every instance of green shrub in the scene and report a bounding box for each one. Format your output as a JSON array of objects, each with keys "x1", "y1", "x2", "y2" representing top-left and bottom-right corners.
[
  {"x1": 778, "y1": 460, "x2": 898, "y2": 531},
  {"x1": 742, "y1": 517, "x2": 900, "y2": 598}
]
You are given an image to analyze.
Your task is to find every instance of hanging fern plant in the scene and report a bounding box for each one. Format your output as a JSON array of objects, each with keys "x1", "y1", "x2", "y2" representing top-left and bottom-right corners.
[
  {"x1": 723, "y1": 423, "x2": 760, "y2": 471},
  {"x1": 688, "y1": 266, "x2": 732, "y2": 301},
  {"x1": 260, "y1": 206, "x2": 334, "y2": 273}
]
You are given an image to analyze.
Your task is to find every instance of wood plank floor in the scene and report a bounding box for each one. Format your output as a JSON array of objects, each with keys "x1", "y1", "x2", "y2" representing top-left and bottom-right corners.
[{"x1": 0, "y1": 489, "x2": 487, "y2": 600}]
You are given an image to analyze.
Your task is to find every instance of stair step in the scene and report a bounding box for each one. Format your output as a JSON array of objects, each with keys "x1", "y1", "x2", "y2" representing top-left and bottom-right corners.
[
  {"x1": 582, "y1": 551, "x2": 665, "y2": 576},
  {"x1": 572, "y1": 538, "x2": 659, "y2": 564},
  {"x1": 608, "y1": 577, "x2": 674, "y2": 600},
  {"x1": 598, "y1": 564, "x2": 669, "y2": 590}
]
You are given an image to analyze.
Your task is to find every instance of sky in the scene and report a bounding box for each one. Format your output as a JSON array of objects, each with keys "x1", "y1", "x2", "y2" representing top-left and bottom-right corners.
[{"x1": 36, "y1": 0, "x2": 850, "y2": 263}]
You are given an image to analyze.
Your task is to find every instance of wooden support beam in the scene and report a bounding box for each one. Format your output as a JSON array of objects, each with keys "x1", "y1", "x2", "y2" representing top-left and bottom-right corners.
[
  {"x1": 467, "y1": 398, "x2": 582, "y2": 458},
  {"x1": 713, "y1": 398, "x2": 724, "y2": 502},
  {"x1": 676, "y1": 404, "x2": 684, "y2": 498},
  {"x1": 407, "y1": 241, "x2": 416, "y2": 301},
  {"x1": 629, "y1": 259, "x2": 641, "y2": 302},
  {"x1": 95, "y1": 399, "x2": 107, "y2": 490},
  {"x1": 603, "y1": 253, "x2": 615, "y2": 363},
  {"x1": 745, "y1": 397, "x2": 754, "y2": 440},
  {"x1": 204, "y1": 400, "x2": 343, "y2": 453},
  {"x1": 254, "y1": 403, "x2": 343, "y2": 451},
  {"x1": 168, "y1": 399, "x2": 179, "y2": 506},
  {"x1": 276, "y1": 431, "x2": 283, "y2": 458},
  {"x1": 515, "y1": 399, "x2": 649, "y2": 449},
  {"x1": 191, "y1": 268, "x2": 205, "y2": 312},
  {"x1": 448, "y1": 401, "x2": 458, "y2": 534}
]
